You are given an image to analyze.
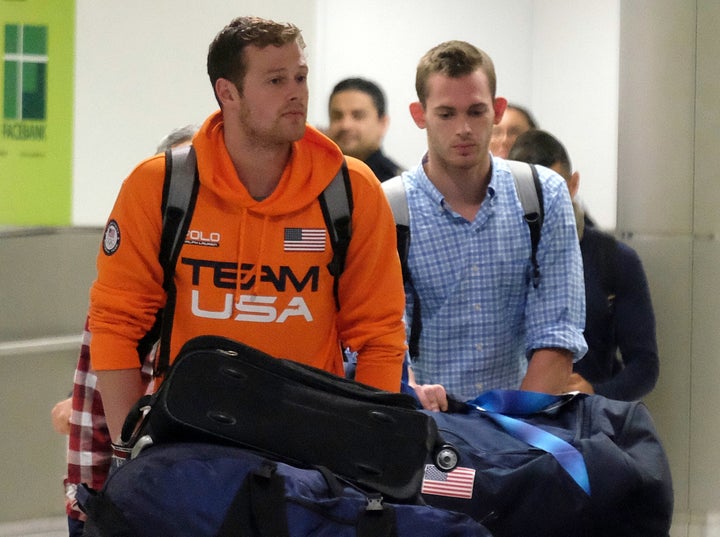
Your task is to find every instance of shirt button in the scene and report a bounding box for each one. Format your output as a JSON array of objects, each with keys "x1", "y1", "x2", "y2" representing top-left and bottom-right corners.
[
  {"x1": 471, "y1": 265, "x2": 479, "y2": 273},
  {"x1": 474, "y1": 304, "x2": 481, "y2": 311},
  {"x1": 475, "y1": 343, "x2": 483, "y2": 351}
]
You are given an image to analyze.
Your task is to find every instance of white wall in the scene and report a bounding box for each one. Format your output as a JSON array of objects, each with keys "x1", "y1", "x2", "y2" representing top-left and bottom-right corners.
[
  {"x1": 530, "y1": 1, "x2": 619, "y2": 229},
  {"x1": 310, "y1": 0, "x2": 536, "y2": 175},
  {"x1": 72, "y1": 0, "x2": 317, "y2": 225},
  {"x1": 72, "y1": 0, "x2": 619, "y2": 229}
]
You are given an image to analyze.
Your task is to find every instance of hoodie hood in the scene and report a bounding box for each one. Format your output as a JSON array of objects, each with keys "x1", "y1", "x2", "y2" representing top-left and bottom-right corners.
[{"x1": 192, "y1": 110, "x2": 344, "y2": 215}]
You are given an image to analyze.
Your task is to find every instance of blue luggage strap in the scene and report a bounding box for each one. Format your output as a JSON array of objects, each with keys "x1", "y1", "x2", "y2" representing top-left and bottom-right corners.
[{"x1": 466, "y1": 390, "x2": 591, "y2": 496}]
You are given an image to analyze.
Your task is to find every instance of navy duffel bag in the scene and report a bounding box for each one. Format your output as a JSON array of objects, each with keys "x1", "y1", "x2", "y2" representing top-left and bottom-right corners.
[
  {"x1": 78, "y1": 442, "x2": 492, "y2": 537},
  {"x1": 420, "y1": 390, "x2": 673, "y2": 537}
]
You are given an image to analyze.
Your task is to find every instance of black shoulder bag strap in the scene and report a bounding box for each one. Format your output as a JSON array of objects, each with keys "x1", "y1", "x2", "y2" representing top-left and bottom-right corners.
[
  {"x1": 318, "y1": 160, "x2": 353, "y2": 310},
  {"x1": 507, "y1": 160, "x2": 544, "y2": 288},
  {"x1": 595, "y1": 231, "x2": 619, "y2": 319},
  {"x1": 136, "y1": 144, "x2": 199, "y2": 376},
  {"x1": 218, "y1": 460, "x2": 396, "y2": 537}
]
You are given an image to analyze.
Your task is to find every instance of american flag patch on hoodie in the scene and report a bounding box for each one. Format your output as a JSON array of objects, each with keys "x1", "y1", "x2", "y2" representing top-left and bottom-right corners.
[
  {"x1": 421, "y1": 464, "x2": 475, "y2": 499},
  {"x1": 284, "y1": 227, "x2": 326, "y2": 252}
]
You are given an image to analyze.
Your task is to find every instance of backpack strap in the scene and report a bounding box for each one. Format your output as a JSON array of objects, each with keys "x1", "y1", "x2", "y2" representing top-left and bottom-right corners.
[
  {"x1": 318, "y1": 160, "x2": 353, "y2": 310},
  {"x1": 592, "y1": 230, "x2": 618, "y2": 329},
  {"x1": 506, "y1": 160, "x2": 544, "y2": 288},
  {"x1": 137, "y1": 145, "x2": 200, "y2": 376},
  {"x1": 142, "y1": 155, "x2": 349, "y2": 374},
  {"x1": 382, "y1": 165, "x2": 544, "y2": 360},
  {"x1": 382, "y1": 176, "x2": 411, "y2": 281},
  {"x1": 381, "y1": 176, "x2": 421, "y2": 359}
]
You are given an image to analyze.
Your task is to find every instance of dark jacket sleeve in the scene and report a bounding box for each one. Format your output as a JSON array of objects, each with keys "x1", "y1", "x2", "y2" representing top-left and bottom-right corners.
[{"x1": 577, "y1": 233, "x2": 659, "y2": 400}]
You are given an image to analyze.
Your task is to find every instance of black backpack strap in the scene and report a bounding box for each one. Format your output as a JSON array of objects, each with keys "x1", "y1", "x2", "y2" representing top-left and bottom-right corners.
[
  {"x1": 136, "y1": 145, "x2": 199, "y2": 376},
  {"x1": 507, "y1": 160, "x2": 544, "y2": 288},
  {"x1": 318, "y1": 160, "x2": 353, "y2": 310},
  {"x1": 594, "y1": 231, "x2": 618, "y2": 316}
]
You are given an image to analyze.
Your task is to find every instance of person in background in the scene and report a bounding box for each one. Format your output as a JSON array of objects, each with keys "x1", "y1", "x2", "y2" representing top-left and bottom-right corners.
[
  {"x1": 326, "y1": 77, "x2": 403, "y2": 181},
  {"x1": 395, "y1": 40, "x2": 586, "y2": 411},
  {"x1": 154, "y1": 124, "x2": 199, "y2": 154},
  {"x1": 489, "y1": 102, "x2": 537, "y2": 158},
  {"x1": 51, "y1": 124, "x2": 198, "y2": 537},
  {"x1": 509, "y1": 129, "x2": 659, "y2": 401}
]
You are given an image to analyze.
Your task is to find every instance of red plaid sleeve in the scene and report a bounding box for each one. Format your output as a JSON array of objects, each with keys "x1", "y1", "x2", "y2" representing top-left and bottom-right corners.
[{"x1": 65, "y1": 317, "x2": 155, "y2": 519}]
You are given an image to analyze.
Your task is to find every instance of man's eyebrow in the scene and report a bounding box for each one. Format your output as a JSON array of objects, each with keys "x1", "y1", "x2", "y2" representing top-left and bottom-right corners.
[
  {"x1": 263, "y1": 67, "x2": 289, "y2": 76},
  {"x1": 262, "y1": 63, "x2": 308, "y2": 75}
]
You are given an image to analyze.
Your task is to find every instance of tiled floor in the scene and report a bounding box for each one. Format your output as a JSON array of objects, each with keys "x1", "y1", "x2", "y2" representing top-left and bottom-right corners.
[{"x1": 0, "y1": 517, "x2": 67, "y2": 537}]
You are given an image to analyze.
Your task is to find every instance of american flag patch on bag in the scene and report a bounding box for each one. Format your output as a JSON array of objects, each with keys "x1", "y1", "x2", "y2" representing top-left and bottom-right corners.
[{"x1": 421, "y1": 464, "x2": 475, "y2": 499}]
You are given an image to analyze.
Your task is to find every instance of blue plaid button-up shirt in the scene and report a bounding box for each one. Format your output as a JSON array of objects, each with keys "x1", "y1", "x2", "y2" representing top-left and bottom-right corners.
[{"x1": 404, "y1": 157, "x2": 587, "y2": 400}]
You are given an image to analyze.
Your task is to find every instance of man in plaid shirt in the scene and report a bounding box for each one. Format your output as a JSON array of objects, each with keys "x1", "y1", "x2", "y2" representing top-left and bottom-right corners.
[
  {"x1": 50, "y1": 125, "x2": 198, "y2": 536},
  {"x1": 58, "y1": 317, "x2": 154, "y2": 534}
]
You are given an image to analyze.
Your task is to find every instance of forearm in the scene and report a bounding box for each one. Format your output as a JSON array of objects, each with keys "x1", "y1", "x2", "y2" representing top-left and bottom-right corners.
[
  {"x1": 592, "y1": 350, "x2": 659, "y2": 400},
  {"x1": 95, "y1": 368, "x2": 147, "y2": 442},
  {"x1": 521, "y1": 348, "x2": 573, "y2": 394}
]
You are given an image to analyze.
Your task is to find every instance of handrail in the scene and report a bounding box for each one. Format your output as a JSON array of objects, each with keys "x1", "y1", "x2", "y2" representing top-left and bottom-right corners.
[
  {"x1": 0, "y1": 335, "x2": 82, "y2": 356},
  {"x1": 0, "y1": 226, "x2": 102, "y2": 239}
]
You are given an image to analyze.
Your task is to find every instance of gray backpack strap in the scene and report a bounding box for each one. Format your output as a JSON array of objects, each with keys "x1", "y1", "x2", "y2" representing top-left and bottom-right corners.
[
  {"x1": 381, "y1": 175, "x2": 420, "y2": 357},
  {"x1": 381, "y1": 175, "x2": 412, "y2": 281},
  {"x1": 507, "y1": 160, "x2": 541, "y2": 220},
  {"x1": 382, "y1": 175, "x2": 409, "y2": 228},
  {"x1": 506, "y1": 160, "x2": 543, "y2": 288}
]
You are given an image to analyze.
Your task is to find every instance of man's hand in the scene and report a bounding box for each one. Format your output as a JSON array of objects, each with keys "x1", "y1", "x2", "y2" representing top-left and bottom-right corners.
[
  {"x1": 412, "y1": 383, "x2": 449, "y2": 412},
  {"x1": 407, "y1": 366, "x2": 448, "y2": 411},
  {"x1": 51, "y1": 397, "x2": 72, "y2": 435},
  {"x1": 566, "y1": 372, "x2": 595, "y2": 394}
]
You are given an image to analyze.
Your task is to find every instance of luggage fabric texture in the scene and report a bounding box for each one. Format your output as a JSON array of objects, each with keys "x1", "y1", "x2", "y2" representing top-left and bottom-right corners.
[
  {"x1": 79, "y1": 442, "x2": 492, "y2": 537},
  {"x1": 121, "y1": 335, "x2": 445, "y2": 501},
  {"x1": 420, "y1": 391, "x2": 674, "y2": 537}
]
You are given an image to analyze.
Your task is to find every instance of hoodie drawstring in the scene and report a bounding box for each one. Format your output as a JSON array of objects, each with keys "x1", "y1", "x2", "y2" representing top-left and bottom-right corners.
[{"x1": 234, "y1": 210, "x2": 270, "y2": 306}]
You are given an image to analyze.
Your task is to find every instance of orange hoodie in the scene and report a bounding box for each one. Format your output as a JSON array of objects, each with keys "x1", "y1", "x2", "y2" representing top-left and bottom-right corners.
[{"x1": 89, "y1": 111, "x2": 406, "y2": 391}]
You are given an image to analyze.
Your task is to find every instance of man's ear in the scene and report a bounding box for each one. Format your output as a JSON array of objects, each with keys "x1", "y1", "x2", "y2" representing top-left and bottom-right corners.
[
  {"x1": 493, "y1": 97, "x2": 508, "y2": 125},
  {"x1": 215, "y1": 78, "x2": 240, "y2": 108},
  {"x1": 568, "y1": 171, "x2": 580, "y2": 199},
  {"x1": 379, "y1": 113, "x2": 390, "y2": 136},
  {"x1": 409, "y1": 101, "x2": 426, "y2": 129}
]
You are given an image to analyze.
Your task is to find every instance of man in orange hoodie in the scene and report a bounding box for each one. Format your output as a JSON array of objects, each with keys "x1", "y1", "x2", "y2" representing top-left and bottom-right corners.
[{"x1": 88, "y1": 16, "x2": 406, "y2": 445}]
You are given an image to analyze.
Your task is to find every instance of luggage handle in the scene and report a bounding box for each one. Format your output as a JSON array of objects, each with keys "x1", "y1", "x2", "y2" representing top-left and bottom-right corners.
[{"x1": 120, "y1": 394, "x2": 153, "y2": 446}]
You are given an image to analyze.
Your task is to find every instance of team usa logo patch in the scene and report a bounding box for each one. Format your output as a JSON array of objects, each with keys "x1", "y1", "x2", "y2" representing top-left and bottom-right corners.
[{"x1": 102, "y1": 220, "x2": 121, "y2": 255}]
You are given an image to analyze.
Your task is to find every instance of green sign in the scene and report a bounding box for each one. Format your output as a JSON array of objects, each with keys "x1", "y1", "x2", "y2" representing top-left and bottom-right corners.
[{"x1": 1, "y1": 1, "x2": 75, "y2": 226}]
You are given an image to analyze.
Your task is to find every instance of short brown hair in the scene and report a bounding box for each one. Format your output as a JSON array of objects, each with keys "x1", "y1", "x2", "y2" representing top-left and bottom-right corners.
[
  {"x1": 415, "y1": 40, "x2": 497, "y2": 106},
  {"x1": 207, "y1": 16, "x2": 305, "y2": 97}
]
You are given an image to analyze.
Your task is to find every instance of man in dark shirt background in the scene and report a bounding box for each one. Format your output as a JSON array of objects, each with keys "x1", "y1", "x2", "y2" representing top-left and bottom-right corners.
[
  {"x1": 327, "y1": 77, "x2": 403, "y2": 181},
  {"x1": 509, "y1": 129, "x2": 659, "y2": 401}
]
